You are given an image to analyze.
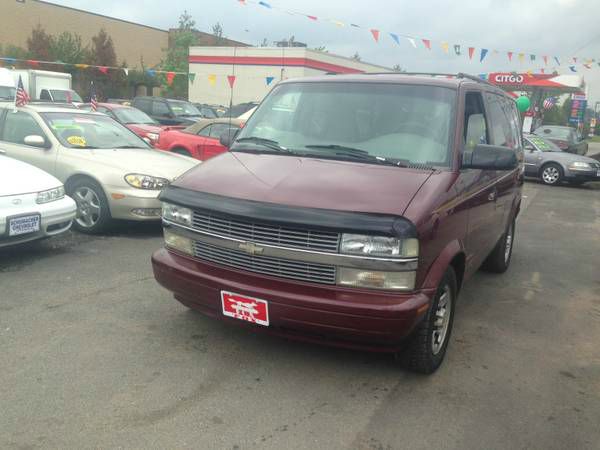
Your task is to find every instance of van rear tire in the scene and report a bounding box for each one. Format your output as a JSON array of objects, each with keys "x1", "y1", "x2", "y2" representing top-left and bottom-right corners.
[{"x1": 482, "y1": 219, "x2": 515, "y2": 273}]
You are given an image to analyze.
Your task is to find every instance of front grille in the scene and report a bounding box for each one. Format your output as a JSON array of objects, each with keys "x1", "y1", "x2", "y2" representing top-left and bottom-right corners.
[
  {"x1": 192, "y1": 211, "x2": 340, "y2": 253},
  {"x1": 590, "y1": 162, "x2": 600, "y2": 169},
  {"x1": 193, "y1": 241, "x2": 337, "y2": 285}
]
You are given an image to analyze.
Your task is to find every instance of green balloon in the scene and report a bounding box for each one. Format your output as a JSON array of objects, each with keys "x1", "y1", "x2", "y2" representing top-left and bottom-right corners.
[{"x1": 516, "y1": 96, "x2": 531, "y2": 112}]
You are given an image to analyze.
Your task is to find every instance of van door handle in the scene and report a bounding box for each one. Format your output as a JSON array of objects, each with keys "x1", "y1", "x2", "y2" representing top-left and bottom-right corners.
[{"x1": 488, "y1": 190, "x2": 497, "y2": 202}]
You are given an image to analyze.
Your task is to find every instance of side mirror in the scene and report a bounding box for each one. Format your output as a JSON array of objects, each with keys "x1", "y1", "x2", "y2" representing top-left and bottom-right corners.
[
  {"x1": 462, "y1": 144, "x2": 518, "y2": 171},
  {"x1": 219, "y1": 129, "x2": 240, "y2": 148},
  {"x1": 24, "y1": 135, "x2": 48, "y2": 149}
]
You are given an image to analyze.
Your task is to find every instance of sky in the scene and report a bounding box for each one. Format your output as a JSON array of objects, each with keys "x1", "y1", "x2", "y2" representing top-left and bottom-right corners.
[{"x1": 50, "y1": 0, "x2": 600, "y2": 103}]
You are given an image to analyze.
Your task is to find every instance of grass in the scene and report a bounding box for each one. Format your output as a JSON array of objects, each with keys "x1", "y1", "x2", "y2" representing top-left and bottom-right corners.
[{"x1": 588, "y1": 135, "x2": 600, "y2": 143}]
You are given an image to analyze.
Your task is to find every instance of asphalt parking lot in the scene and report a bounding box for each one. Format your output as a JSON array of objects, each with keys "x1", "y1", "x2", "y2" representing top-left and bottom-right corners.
[{"x1": 1, "y1": 179, "x2": 600, "y2": 450}]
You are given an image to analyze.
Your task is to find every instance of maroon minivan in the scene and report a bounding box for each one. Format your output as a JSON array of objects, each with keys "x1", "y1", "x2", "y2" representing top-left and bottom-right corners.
[{"x1": 152, "y1": 73, "x2": 524, "y2": 374}]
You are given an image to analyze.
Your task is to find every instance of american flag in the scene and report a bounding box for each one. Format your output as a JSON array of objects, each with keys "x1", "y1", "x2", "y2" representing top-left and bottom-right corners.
[
  {"x1": 15, "y1": 75, "x2": 30, "y2": 107},
  {"x1": 90, "y1": 81, "x2": 98, "y2": 111},
  {"x1": 543, "y1": 97, "x2": 558, "y2": 110}
]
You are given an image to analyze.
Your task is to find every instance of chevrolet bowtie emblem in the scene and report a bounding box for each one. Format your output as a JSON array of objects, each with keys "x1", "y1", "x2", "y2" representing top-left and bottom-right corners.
[{"x1": 238, "y1": 242, "x2": 264, "y2": 255}]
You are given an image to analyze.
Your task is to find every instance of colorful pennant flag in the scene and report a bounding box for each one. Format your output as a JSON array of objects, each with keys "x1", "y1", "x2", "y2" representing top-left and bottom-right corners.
[
  {"x1": 370, "y1": 29, "x2": 380, "y2": 43},
  {"x1": 543, "y1": 55, "x2": 548, "y2": 65},
  {"x1": 75, "y1": 64, "x2": 89, "y2": 69},
  {"x1": 530, "y1": 54, "x2": 536, "y2": 61},
  {"x1": 389, "y1": 33, "x2": 400, "y2": 45},
  {"x1": 331, "y1": 20, "x2": 344, "y2": 27},
  {"x1": 554, "y1": 57, "x2": 560, "y2": 65},
  {"x1": 258, "y1": 1, "x2": 271, "y2": 8},
  {"x1": 266, "y1": 76, "x2": 275, "y2": 85},
  {"x1": 468, "y1": 47, "x2": 475, "y2": 60},
  {"x1": 407, "y1": 37, "x2": 417, "y2": 48},
  {"x1": 441, "y1": 42, "x2": 449, "y2": 54},
  {"x1": 166, "y1": 71, "x2": 176, "y2": 86},
  {"x1": 98, "y1": 66, "x2": 109, "y2": 74},
  {"x1": 188, "y1": 73, "x2": 196, "y2": 83},
  {"x1": 454, "y1": 44, "x2": 461, "y2": 56},
  {"x1": 208, "y1": 74, "x2": 216, "y2": 86},
  {"x1": 518, "y1": 53, "x2": 525, "y2": 63},
  {"x1": 422, "y1": 39, "x2": 431, "y2": 50},
  {"x1": 569, "y1": 66, "x2": 577, "y2": 72},
  {"x1": 123, "y1": 68, "x2": 129, "y2": 76},
  {"x1": 227, "y1": 75, "x2": 236, "y2": 88},
  {"x1": 146, "y1": 69, "x2": 156, "y2": 77},
  {"x1": 307, "y1": 15, "x2": 318, "y2": 21},
  {"x1": 507, "y1": 51, "x2": 513, "y2": 62},
  {"x1": 480, "y1": 48, "x2": 488, "y2": 62},
  {"x1": 573, "y1": 57, "x2": 577, "y2": 63}
]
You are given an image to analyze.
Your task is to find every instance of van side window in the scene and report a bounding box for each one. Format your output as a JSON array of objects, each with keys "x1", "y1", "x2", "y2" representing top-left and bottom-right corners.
[
  {"x1": 464, "y1": 92, "x2": 488, "y2": 150},
  {"x1": 505, "y1": 98, "x2": 522, "y2": 149},
  {"x1": 486, "y1": 93, "x2": 516, "y2": 148}
]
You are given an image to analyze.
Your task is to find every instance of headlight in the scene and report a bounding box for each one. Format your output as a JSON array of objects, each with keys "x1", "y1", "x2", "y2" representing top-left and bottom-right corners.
[
  {"x1": 124, "y1": 173, "x2": 169, "y2": 190},
  {"x1": 569, "y1": 161, "x2": 592, "y2": 170},
  {"x1": 340, "y1": 234, "x2": 419, "y2": 258},
  {"x1": 36, "y1": 186, "x2": 65, "y2": 204},
  {"x1": 337, "y1": 268, "x2": 416, "y2": 291},
  {"x1": 162, "y1": 202, "x2": 192, "y2": 226},
  {"x1": 164, "y1": 228, "x2": 193, "y2": 255},
  {"x1": 146, "y1": 132, "x2": 159, "y2": 142}
]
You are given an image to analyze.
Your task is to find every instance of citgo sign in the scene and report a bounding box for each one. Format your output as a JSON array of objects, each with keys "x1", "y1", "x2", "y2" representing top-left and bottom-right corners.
[{"x1": 490, "y1": 73, "x2": 525, "y2": 85}]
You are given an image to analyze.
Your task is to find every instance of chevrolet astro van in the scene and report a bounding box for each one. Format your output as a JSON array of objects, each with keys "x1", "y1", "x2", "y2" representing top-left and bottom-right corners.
[{"x1": 152, "y1": 73, "x2": 523, "y2": 374}]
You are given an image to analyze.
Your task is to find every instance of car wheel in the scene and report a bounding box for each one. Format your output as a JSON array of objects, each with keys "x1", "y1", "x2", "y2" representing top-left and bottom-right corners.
[
  {"x1": 68, "y1": 178, "x2": 111, "y2": 234},
  {"x1": 540, "y1": 163, "x2": 563, "y2": 185},
  {"x1": 482, "y1": 219, "x2": 515, "y2": 273},
  {"x1": 399, "y1": 267, "x2": 457, "y2": 374},
  {"x1": 172, "y1": 148, "x2": 192, "y2": 157}
]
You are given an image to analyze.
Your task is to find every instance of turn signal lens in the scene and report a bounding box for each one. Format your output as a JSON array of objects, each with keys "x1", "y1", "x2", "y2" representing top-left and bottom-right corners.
[
  {"x1": 164, "y1": 229, "x2": 193, "y2": 255},
  {"x1": 337, "y1": 268, "x2": 416, "y2": 291}
]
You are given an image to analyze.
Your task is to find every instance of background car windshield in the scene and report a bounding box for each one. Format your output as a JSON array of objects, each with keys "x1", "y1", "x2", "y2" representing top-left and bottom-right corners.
[
  {"x1": 42, "y1": 112, "x2": 150, "y2": 149},
  {"x1": 113, "y1": 107, "x2": 156, "y2": 124},
  {"x1": 51, "y1": 90, "x2": 83, "y2": 103},
  {"x1": 535, "y1": 127, "x2": 572, "y2": 140},
  {"x1": 168, "y1": 101, "x2": 201, "y2": 116},
  {"x1": 526, "y1": 136, "x2": 562, "y2": 152},
  {"x1": 237, "y1": 82, "x2": 455, "y2": 166},
  {"x1": 0, "y1": 86, "x2": 15, "y2": 101}
]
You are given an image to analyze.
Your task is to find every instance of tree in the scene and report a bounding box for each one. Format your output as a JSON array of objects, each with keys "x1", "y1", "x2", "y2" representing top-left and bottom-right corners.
[
  {"x1": 1, "y1": 44, "x2": 30, "y2": 60},
  {"x1": 313, "y1": 46, "x2": 328, "y2": 52},
  {"x1": 351, "y1": 52, "x2": 361, "y2": 61},
  {"x1": 392, "y1": 64, "x2": 406, "y2": 73},
  {"x1": 90, "y1": 29, "x2": 117, "y2": 67},
  {"x1": 27, "y1": 24, "x2": 53, "y2": 60},
  {"x1": 50, "y1": 32, "x2": 90, "y2": 64},
  {"x1": 260, "y1": 38, "x2": 269, "y2": 47},
  {"x1": 178, "y1": 10, "x2": 195, "y2": 31},
  {"x1": 212, "y1": 22, "x2": 225, "y2": 45}
]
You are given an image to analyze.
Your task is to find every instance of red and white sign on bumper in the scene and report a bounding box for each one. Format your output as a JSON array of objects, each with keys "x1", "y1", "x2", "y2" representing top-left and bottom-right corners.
[{"x1": 221, "y1": 291, "x2": 270, "y2": 326}]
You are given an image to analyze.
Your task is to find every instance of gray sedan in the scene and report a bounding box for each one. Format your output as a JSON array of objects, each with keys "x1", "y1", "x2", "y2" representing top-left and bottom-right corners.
[{"x1": 523, "y1": 134, "x2": 600, "y2": 186}]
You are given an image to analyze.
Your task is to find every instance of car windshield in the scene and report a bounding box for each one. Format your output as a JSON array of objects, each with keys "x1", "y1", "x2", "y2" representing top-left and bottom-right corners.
[
  {"x1": 535, "y1": 127, "x2": 572, "y2": 140},
  {"x1": 113, "y1": 107, "x2": 156, "y2": 124},
  {"x1": 235, "y1": 82, "x2": 455, "y2": 167},
  {"x1": 50, "y1": 90, "x2": 83, "y2": 103},
  {"x1": 168, "y1": 100, "x2": 201, "y2": 116},
  {"x1": 0, "y1": 86, "x2": 15, "y2": 101},
  {"x1": 525, "y1": 136, "x2": 562, "y2": 152},
  {"x1": 41, "y1": 112, "x2": 151, "y2": 149}
]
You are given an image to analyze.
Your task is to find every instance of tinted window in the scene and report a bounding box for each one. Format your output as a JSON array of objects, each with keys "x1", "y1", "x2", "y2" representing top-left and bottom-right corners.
[
  {"x1": 534, "y1": 127, "x2": 572, "y2": 140},
  {"x1": 134, "y1": 99, "x2": 151, "y2": 113},
  {"x1": 486, "y1": 93, "x2": 516, "y2": 148},
  {"x1": 168, "y1": 101, "x2": 200, "y2": 116},
  {"x1": 40, "y1": 90, "x2": 52, "y2": 101},
  {"x1": 209, "y1": 123, "x2": 237, "y2": 139},
  {"x1": 2, "y1": 111, "x2": 47, "y2": 146},
  {"x1": 0, "y1": 86, "x2": 15, "y2": 101},
  {"x1": 50, "y1": 90, "x2": 83, "y2": 103},
  {"x1": 464, "y1": 92, "x2": 488, "y2": 150},
  {"x1": 152, "y1": 101, "x2": 170, "y2": 116},
  {"x1": 197, "y1": 125, "x2": 212, "y2": 137},
  {"x1": 239, "y1": 83, "x2": 455, "y2": 167}
]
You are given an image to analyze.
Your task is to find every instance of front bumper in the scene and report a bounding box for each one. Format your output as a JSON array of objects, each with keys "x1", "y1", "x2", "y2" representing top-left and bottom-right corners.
[
  {"x1": 0, "y1": 196, "x2": 76, "y2": 248},
  {"x1": 564, "y1": 167, "x2": 600, "y2": 182},
  {"x1": 151, "y1": 248, "x2": 433, "y2": 352},
  {"x1": 105, "y1": 186, "x2": 162, "y2": 221}
]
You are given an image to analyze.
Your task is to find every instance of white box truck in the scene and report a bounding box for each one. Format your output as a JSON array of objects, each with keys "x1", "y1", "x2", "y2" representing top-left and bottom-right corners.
[
  {"x1": 12, "y1": 70, "x2": 83, "y2": 104},
  {"x1": 0, "y1": 68, "x2": 16, "y2": 105}
]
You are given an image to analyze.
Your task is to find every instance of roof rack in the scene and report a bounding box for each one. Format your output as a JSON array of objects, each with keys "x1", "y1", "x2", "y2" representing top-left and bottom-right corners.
[{"x1": 360, "y1": 71, "x2": 497, "y2": 88}]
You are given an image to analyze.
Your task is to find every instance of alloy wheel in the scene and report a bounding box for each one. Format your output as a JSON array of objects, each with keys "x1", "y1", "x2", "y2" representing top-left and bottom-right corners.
[
  {"x1": 73, "y1": 186, "x2": 101, "y2": 229},
  {"x1": 431, "y1": 285, "x2": 452, "y2": 355},
  {"x1": 542, "y1": 166, "x2": 560, "y2": 184}
]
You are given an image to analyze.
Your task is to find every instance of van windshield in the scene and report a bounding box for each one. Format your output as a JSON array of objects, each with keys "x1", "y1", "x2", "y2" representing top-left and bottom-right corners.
[
  {"x1": 235, "y1": 82, "x2": 456, "y2": 167},
  {"x1": 0, "y1": 86, "x2": 16, "y2": 101}
]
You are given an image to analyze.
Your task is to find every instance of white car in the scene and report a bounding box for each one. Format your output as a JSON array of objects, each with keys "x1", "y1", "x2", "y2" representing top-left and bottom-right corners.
[{"x1": 0, "y1": 152, "x2": 76, "y2": 248}]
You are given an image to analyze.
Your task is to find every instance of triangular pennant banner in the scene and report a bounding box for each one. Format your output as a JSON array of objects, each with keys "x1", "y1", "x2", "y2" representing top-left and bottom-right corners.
[
  {"x1": 543, "y1": 55, "x2": 548, "y2": 65},
  {"x1": 331, "y1": 20, "x2": 344, "y2": 27},
  {"x1": 98, "y1": 66, "x2": 109, "y2": 74},
  {"x1": 188, "y1": 73, "x2": 196, "y2": 83},
  {"x1": 569, "y1": 66, "x2": 577, "y2": 72},
  {"x1": 480, "y1": 48, "x2": 488, "y2": 62},
  {"x1": 227, "y1": 75, "x2": 236, "y2": 88},
  {"x1": 407, "y1": 37, "x2": 417, "y2": 48},
  {"x1": 573, "y1": 57, "x2": 577, "y2": 63},
  {"x1": 166, "y1": 71, "x2": 176, "y2": 86},
  {"x1": 266, "y1": 76, "x2": 274, "y2": 85},
  {"x1": 468, "y1": 47, "x2": 475, "y2": 60},
  {"x1": 454, "y1": 44, "x2": 461, "y2": 56},
  {"x1": 530, "y1": 54, "x2": 536, "y2": 61},
  {"x1": 554, "y1": 57, "x2": 560, "y2": 65},
  {"x1": 541, "y1": 68, "x2": 545, "y2": 74},
  {"x1": 258, "y1": 1, "x2": 271, "y2": 8},
  {"x1": 441, "y1": 42, "x2": 449, "y2": 54},
  {"x1": 518, "y1": 53, "x2": 525, "y2": 63},
  {"x1": 123, "y1": 68, "x2": 129, "y2": 76},
  {"x1": 389, "y1": 33, "x2": 400, "y2": 45},
  {"x1": 422, "y1": 39, "x2": 431, "y2": 50},
  {"x1": 370, "y1": 29, "x2": 380, "y2": 43},
  {"x1": 146, "y1": 69, "x2": 156, "y2": 77},
  {"x1": 75, "y1": 64, "x2": 89, "y2": 69},
  {"x1": 507, "y1": 51, "x2": 513, "y2": 62},
  {"x1": 27, "y1": 60, "x2": 40, "y2": 67},
  {"x1": 307, "y1": 15, "x2": 318, "y2": 21},
  {"x1": 208, "y1": 74, "x2": 216, "y2": 86}
]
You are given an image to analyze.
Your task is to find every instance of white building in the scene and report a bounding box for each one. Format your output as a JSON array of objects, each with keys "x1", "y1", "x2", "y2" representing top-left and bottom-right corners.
[{"x1": 188, "y1": 47, "x2": 391, "y2": 106}]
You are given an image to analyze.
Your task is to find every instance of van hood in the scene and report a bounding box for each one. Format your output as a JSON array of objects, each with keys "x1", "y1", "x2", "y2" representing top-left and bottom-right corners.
[
  {"x1": 172, "y1": 152, "x2": 434, "y2": 216},
  {"x1": 67, "y1": 147, "x2": 198, "y2": 180}
]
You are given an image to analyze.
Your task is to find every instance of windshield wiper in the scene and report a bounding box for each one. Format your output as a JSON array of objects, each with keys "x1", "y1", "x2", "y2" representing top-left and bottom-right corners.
[
  {"x1": 304, "y1": 144, "x2": 407, "y2": 167},
  {"x1": 234, "y1": 137, "x2": 292, "y2": 153},
  {"x1": 113, "y1": 145, "x2": 145, "y2": 149}
]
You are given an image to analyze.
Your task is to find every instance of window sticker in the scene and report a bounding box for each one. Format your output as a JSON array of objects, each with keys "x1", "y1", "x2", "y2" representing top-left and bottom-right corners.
[{"x1": 67, "y1": 136, "x2": 87, "y2": 147}]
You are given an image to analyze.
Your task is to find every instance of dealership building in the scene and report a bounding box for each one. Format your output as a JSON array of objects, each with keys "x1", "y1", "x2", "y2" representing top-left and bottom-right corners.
[{"x1": 188, "y1": 47, "x2": 391, "y2": 106}]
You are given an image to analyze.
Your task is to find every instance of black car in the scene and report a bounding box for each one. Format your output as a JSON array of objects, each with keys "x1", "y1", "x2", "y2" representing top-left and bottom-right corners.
[
  {"x1": 223, "y1": 102, "x2": 259, "y2": 118},
  {"x1": 131, "y1": 97, "x2": 203, "y2": 126},
  {"x1": 532, "y1": 125, "x2": 588, "y2": 155}
]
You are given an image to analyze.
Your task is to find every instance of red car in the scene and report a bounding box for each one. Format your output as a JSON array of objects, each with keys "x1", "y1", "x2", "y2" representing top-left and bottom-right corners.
[
  {"x1": 155, "y1": 118, "x2": 243, "y2": 160},
  {"x1": 93, "y1": 103, "x2": 165, "y2": 147},
  {"x1": 152, "y1": 74, "x2": 523, "y2": 374}
]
